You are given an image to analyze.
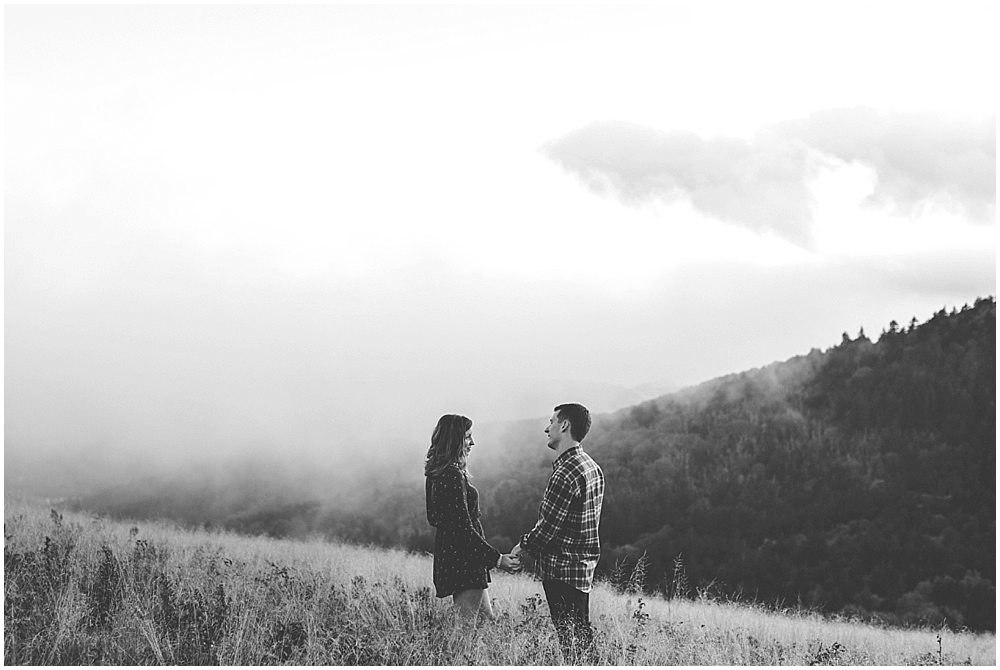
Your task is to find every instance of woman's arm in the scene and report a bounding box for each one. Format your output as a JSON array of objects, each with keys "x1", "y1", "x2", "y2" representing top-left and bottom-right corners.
[
  {"x1": 430, "y1": 470, "x2": 502, "y2": 568},
  {"x1": 426, "y1": 477, "x2": 439, "y2": 527}
]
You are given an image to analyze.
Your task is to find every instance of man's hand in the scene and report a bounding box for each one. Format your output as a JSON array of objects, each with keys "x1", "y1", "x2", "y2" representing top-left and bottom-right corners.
[
  {"x1": 510, "y1": 543, "x2": 523, "y2": 557},
  {"x1": 499, "y1": 553, "x2": 522, "y2": 573}
]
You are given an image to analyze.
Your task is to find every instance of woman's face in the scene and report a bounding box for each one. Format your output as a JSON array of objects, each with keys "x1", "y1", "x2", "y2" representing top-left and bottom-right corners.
[{"x1": 463, "y1": 428, "x2": 475, "y2": 455}]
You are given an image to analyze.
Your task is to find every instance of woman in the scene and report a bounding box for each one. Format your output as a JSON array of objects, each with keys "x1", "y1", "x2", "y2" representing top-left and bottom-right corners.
[{"x1": 425, "y1": 414, "x2": 519, "y2": 620}]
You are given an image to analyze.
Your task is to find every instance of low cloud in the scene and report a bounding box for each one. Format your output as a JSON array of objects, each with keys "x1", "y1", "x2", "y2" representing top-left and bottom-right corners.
[
  {"x1": 541, "y1": 108, "x2": 995, "y2": 246},
  {"x1": 776, "y1": 108, "x2": 995, "y2": 223},
  {"x1": 539, "y1": 120, "x2": 817, "y2": 247}
]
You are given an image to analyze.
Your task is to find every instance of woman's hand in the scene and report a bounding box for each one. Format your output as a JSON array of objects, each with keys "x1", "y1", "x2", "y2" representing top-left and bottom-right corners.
[{"x1": 499, "y1": 554, "x2": 522, "y2": 573}]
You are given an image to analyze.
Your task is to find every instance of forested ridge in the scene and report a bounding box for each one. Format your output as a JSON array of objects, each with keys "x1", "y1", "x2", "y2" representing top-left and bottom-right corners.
[
  {"x1": 574, "y1": 296, "x2": 995, "y2": 631},
  {"x1": 72, "y1": 298, "x2": 996, "y2": 631}
]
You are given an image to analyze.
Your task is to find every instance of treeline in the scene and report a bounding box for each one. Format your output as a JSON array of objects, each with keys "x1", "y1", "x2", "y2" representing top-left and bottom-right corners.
[
  {"x1": 575, "y1": 296, "x2": 995, "y2": 632},
  {"x1": 72, "y1": 298, "x2": 996, "y2": 632}
]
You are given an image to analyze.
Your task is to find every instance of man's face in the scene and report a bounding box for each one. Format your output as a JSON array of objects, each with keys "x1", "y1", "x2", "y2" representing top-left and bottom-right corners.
[{"x1": 544, "y1": 412, "x2": 566, "y2": 450}]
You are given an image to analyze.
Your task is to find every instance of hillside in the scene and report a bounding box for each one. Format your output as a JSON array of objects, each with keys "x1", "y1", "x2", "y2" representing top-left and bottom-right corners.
[
  {"x1": 480, "y1": 297, "x2": 996, "y2": 631},
  {"x1": 4, "y1": 498, "x2": 995, "y2": 665},
  {"x1": 66, "y1": 297, "x2": 996, "y2": 632}
]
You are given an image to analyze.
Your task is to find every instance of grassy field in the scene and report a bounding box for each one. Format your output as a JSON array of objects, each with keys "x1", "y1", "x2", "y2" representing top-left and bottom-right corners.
[{"x1": 4, "y1": 496, "x2": 995, "y2": 665}]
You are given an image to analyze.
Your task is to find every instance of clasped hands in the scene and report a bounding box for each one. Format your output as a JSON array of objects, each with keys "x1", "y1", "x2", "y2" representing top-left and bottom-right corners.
[{"x1": 498, "y1": 543, "x2": 524, "y2": 574}]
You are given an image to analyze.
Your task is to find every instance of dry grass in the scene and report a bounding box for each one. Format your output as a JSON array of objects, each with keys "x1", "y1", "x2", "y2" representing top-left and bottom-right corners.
[{"x1": 4, "y1": 496, "x2": 995, "y2": 665}]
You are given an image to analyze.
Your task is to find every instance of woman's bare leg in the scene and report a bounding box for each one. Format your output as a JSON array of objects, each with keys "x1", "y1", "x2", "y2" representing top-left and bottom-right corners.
[{"x1": 453, "y1": 588, "x2": 495, "y2": 621}]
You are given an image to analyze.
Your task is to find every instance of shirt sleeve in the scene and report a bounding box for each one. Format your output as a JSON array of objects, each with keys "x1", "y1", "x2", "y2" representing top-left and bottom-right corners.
[
  {"x1": 520, "y1": 468, "x2": 578, "y2": 558},
  {"x1": 425, "y1": 477, "x2": 438, "y2": 527},
  {"x1": 427, "y1": 470, "x2": 501, "y2": 568}
]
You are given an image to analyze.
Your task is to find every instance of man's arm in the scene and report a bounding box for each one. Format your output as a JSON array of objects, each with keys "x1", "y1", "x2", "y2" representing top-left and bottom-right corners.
[{"x1": 519, "y1": 470, "x2": 577, "y2": 558}]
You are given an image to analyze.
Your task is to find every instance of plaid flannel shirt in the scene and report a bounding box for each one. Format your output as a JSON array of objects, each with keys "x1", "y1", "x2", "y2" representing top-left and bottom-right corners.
[{"x1": 520, "y1": 445, "x2": 605, "y2": 593}]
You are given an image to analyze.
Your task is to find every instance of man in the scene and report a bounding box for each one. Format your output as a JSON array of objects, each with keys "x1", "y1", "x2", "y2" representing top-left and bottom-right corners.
[{"x1": 512, "y1": 403, "x2": 605, "y2": 661}]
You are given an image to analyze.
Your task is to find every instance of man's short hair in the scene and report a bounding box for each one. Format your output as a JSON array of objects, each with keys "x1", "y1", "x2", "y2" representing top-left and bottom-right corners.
[{"x1": 554, "y1": 403, "x2": 592, "y2": 443}]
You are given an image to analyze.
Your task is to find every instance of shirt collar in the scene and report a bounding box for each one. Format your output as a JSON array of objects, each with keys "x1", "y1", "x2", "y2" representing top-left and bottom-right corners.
[{"x1": 552, "y1": 444, "x2": 582, "y2": 469}]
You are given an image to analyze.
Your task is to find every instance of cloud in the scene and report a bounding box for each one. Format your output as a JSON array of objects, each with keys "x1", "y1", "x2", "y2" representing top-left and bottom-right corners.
[
  {"x1": 539, "y1": 120, "x2": 817, "y2": 247},
  {"x1": 775, "y1": 108, "x2": 995, "y2": 223},
  {"x1": 850, "y1": 245, "x2": 996, "y2": 300},
  {"x1": 541, "y1": 109, "x2": 996, "y2": 246}
]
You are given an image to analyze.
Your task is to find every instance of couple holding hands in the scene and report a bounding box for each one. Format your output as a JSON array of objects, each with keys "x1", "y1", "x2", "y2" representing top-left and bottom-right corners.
[{"x1": 424, "y1": 403, "x2": 605, "y2": 659}]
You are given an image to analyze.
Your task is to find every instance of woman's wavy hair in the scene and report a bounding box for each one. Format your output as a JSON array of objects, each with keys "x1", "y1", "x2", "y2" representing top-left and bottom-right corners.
[{"x1": 424, "y1": 414, "x2": 473, "y2": 477}]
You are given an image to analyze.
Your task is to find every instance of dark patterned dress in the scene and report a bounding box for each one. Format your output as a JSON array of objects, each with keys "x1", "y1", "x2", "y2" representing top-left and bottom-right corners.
[{"x1": 425, "y1": 466, "x2": 502, "y2": 598}]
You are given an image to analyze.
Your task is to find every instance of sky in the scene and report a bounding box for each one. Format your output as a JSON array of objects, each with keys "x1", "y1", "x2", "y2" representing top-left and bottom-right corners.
[{"x1": 4, "y1": 3, "x2": 996, "y2": 477}]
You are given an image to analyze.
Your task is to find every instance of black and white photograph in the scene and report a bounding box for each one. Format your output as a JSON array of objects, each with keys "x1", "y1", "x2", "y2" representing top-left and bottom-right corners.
[{"x1": 4, "y1": 2, "x2": 995, "y2": 665}]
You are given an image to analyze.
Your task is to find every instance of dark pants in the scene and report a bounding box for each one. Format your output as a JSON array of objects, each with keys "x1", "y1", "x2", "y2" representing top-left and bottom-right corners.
[{"x1": 542, "y1": 579, "x2": 593, "y2": 662}]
